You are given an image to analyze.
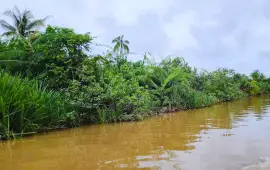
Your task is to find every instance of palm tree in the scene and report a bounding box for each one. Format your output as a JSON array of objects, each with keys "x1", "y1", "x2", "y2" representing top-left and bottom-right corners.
[
  {"x1": 112, "y1": 35, "x2": 129, "y2": 56},
  {"x1": 0, "y1": 6, "x2": 50, "y2": 38}
]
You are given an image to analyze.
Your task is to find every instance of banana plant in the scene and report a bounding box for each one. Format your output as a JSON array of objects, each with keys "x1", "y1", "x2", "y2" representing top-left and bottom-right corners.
[{"x1": 140, "y1": 60, "x2": 191, "y2": 109}]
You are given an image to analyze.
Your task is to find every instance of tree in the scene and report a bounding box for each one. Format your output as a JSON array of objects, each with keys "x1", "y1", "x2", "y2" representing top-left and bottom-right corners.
[
  {"x1": 0, "y1": 26, "x2": 93, "y2": 88},
  {"x1": 31, "y1": 26, "x2": 92, "y2": 89},
  {"x1": 0, "y1": 6, "x2": 50, "y2": 38},
  {"x1": 251, "y1": 70, "x2": 265, "y2": 82},
  {"x1": 112, "y1": 35, "x2": 129, "y2": 56}
]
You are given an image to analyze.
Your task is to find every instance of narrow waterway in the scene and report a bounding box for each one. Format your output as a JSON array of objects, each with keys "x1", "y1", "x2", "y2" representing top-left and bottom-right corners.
[{"x1": 1, "y1": 96, "x2": 270, "y2": 170}]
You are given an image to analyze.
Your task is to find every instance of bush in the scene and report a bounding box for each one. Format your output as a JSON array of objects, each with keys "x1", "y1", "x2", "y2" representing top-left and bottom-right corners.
[
  {"x1": 64, "y1": 65, "x2": 152, "y2": 124},
  {"x1": 250, "y1": 80, "x2": 261, "y2": 95},
  {"x1": 193, "y1": 91, "x2": 217, "y2": 108},
  {"x1": 0, "y1": 72, "x2": 74, "y2": 139}
]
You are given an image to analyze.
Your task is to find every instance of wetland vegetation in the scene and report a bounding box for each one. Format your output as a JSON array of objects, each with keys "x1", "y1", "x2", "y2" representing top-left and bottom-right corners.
[{"x1": 1, "y1": 6, "x2": 270, "y2": 140}]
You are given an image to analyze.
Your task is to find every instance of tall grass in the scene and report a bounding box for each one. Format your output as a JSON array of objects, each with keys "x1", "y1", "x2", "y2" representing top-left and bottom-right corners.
[
  {"x1": 193, "y1": 92, "x2": 217, "y2": 108},
  {"x1": 0, "y1": 72, "x2": 74, "y2": 139}
]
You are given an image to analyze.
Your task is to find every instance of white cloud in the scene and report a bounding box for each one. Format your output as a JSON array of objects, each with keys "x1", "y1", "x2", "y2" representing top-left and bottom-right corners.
[
  {"x1": 83, "y1": 0, "x2": 173, "y2": 26},
  {"x1": 163, "y1": 11, "x2": 198, "y2": 51}
]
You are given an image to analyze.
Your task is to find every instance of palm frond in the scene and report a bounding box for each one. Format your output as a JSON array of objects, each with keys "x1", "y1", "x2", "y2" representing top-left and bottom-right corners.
[
  {"x1": 3, "y1": 9, "x2": 13, "y2": 17},
  {"x1": 0, "y1": 50, "x2": 29, "y2": 67},
  {"x1": 22, "y1": 9, "x2": 33, "y2": 20},
  {"x1": 26, "y1": 16, "x2": 50, "y2": 30},
  {"x1": 0, "y1": 60, "x2": 28, "y2": 64},
  {"x1": 163, "y1": 86, "x2": 174, "y2": 95},
  {"x1": 0, "y1": 20, "x2": 16, "y2": 32},
  {"x1": 150, "y1": 66, "x2": 167, "y2": 81},
  {"x1": 162, "y1": 72, "x2": 180, "y2": 90},
  {"x1": 13, "y1": 6, "x2": 22, "y2": 20},
  {"x1": 162, "y1": 68, "x2": 191, "y2": 90},
  {"x1": 91, "y1": 55, "x2": 109, "y2": 64},
  {"x1": 138, "y1": 75, "x2": 147, "y2": 84},
  {"x1": 112, "y1": 36, "x2": 120, "y2": 43},
  {"x1": 1, "y1": 31, "x2": 17, "y2": 37},
  {"x1": 124, "y1": 40, "x2": 129, "y2": 44},
  {"x1": 113, "y1": 43, "x2": 120, "y2": 52},
  {"x1": 0, "y1": 50, "x2": 26, "y2": 59},
  {"x1": 148, "y1": 78, "x2": 159, "y2": 89},
  {"x1": 123, "y1": 44, "x2": 129, "y2": 53},
  {"x1": 3, "y1": 8, "x2": 20, "y2": 28},
  {"x1": 143, "y1": 53, "x2": 153, "y2": 66}
]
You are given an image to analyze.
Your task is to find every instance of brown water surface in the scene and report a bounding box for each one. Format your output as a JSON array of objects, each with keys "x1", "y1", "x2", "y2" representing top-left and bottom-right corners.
[{"x1": 1, "y1": 96, "x2": 270, "y2": 170}]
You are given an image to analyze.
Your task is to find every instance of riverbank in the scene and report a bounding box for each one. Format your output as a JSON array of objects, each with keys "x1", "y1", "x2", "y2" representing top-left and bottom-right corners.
[
  {"x1": 1, "y1": 9, "x2": 270, "y2": 140},
  {"x1": 0, "y1": 86, "x2": 264, "y2": 141},
  {"x1": 1, "y1": 58, "x2": 269, "y2": 140},
  {"x1": 1, "y1": 95, "x2": 270, "y2": 170}
]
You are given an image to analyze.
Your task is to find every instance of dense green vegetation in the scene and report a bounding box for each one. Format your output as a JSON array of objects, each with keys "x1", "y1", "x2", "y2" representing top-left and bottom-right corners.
[
  {"x1": 0, "y1": 72, "x2": 74, "y2": 139},
  {"x1": 1, "y1": 7, "x2": 270, "y2": 139}
]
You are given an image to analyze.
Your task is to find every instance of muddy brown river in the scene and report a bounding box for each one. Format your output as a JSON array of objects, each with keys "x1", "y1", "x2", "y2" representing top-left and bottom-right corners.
[{"x1": 1, "y1": 96, "x2": 270, "y2": 170}]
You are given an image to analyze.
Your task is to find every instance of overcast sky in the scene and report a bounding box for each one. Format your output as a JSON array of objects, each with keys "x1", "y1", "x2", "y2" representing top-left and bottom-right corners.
[{"x1": 1, "y1": 0, "x2": 270, "y2": 75}]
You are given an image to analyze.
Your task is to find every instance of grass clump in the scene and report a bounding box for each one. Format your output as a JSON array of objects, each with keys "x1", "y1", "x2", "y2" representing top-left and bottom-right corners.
[{"x1": 0, "y1": 72, "x2": 75, "y2": 139}]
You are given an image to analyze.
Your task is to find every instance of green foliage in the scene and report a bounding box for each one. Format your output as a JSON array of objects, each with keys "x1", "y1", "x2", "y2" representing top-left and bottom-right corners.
[
  {"x1": 201, "y1": 68, "x2": 247, "y2": 101},
  {"x1": 31, "y1": 26, "x2": 92, "y2": 89},
  {"x1": 251, "y1": 70, "x2": 265, "y2": 82},
  {"x1": 1, "y1": 6, "x2": 270, "y2": 139},
  {"x1": 250, "y1": 80, "x2": 261, "y2": 95},
  {"x1": 0, "y1": 72, "x2": 74, "y2": 139},
  {"x1": 1, "y1": 22, "x2": 270, "y2": 139},
  {"x1": 0, "y1": 26, "x2": 93, "y2": 89},
  {"x1": 64, "y1": 57, "x2": 152, "y2": 124},
  {"x1": 192, "y1": 91, "x2": 217, "y2": 108}
]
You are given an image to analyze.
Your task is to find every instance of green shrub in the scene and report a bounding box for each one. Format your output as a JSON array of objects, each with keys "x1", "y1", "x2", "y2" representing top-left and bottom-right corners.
[
  {"x1": 0, "y1": 72, "x2": 74, "y2": 139},
  {"x1": 193, "y1": 91, "x2": 217, "y2": 108},
  {"x1": 65, "y1": 68, "x2": 152, "y2": 124},
  {"x1": 250, "y1": 80, "x2": 261, "y2": 95},
  {"x1": 202, "y1": 68, "x2": 247, "y2": 101}
]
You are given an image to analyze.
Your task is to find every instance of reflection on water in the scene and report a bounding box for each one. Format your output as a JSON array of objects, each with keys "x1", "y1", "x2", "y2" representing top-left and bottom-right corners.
[
  {"x1": 1, "y1": 96, "x2": 270, "y2": 170},
  {"x1": 242, "y1": 157, "x2": 270, "y2": 170}
]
